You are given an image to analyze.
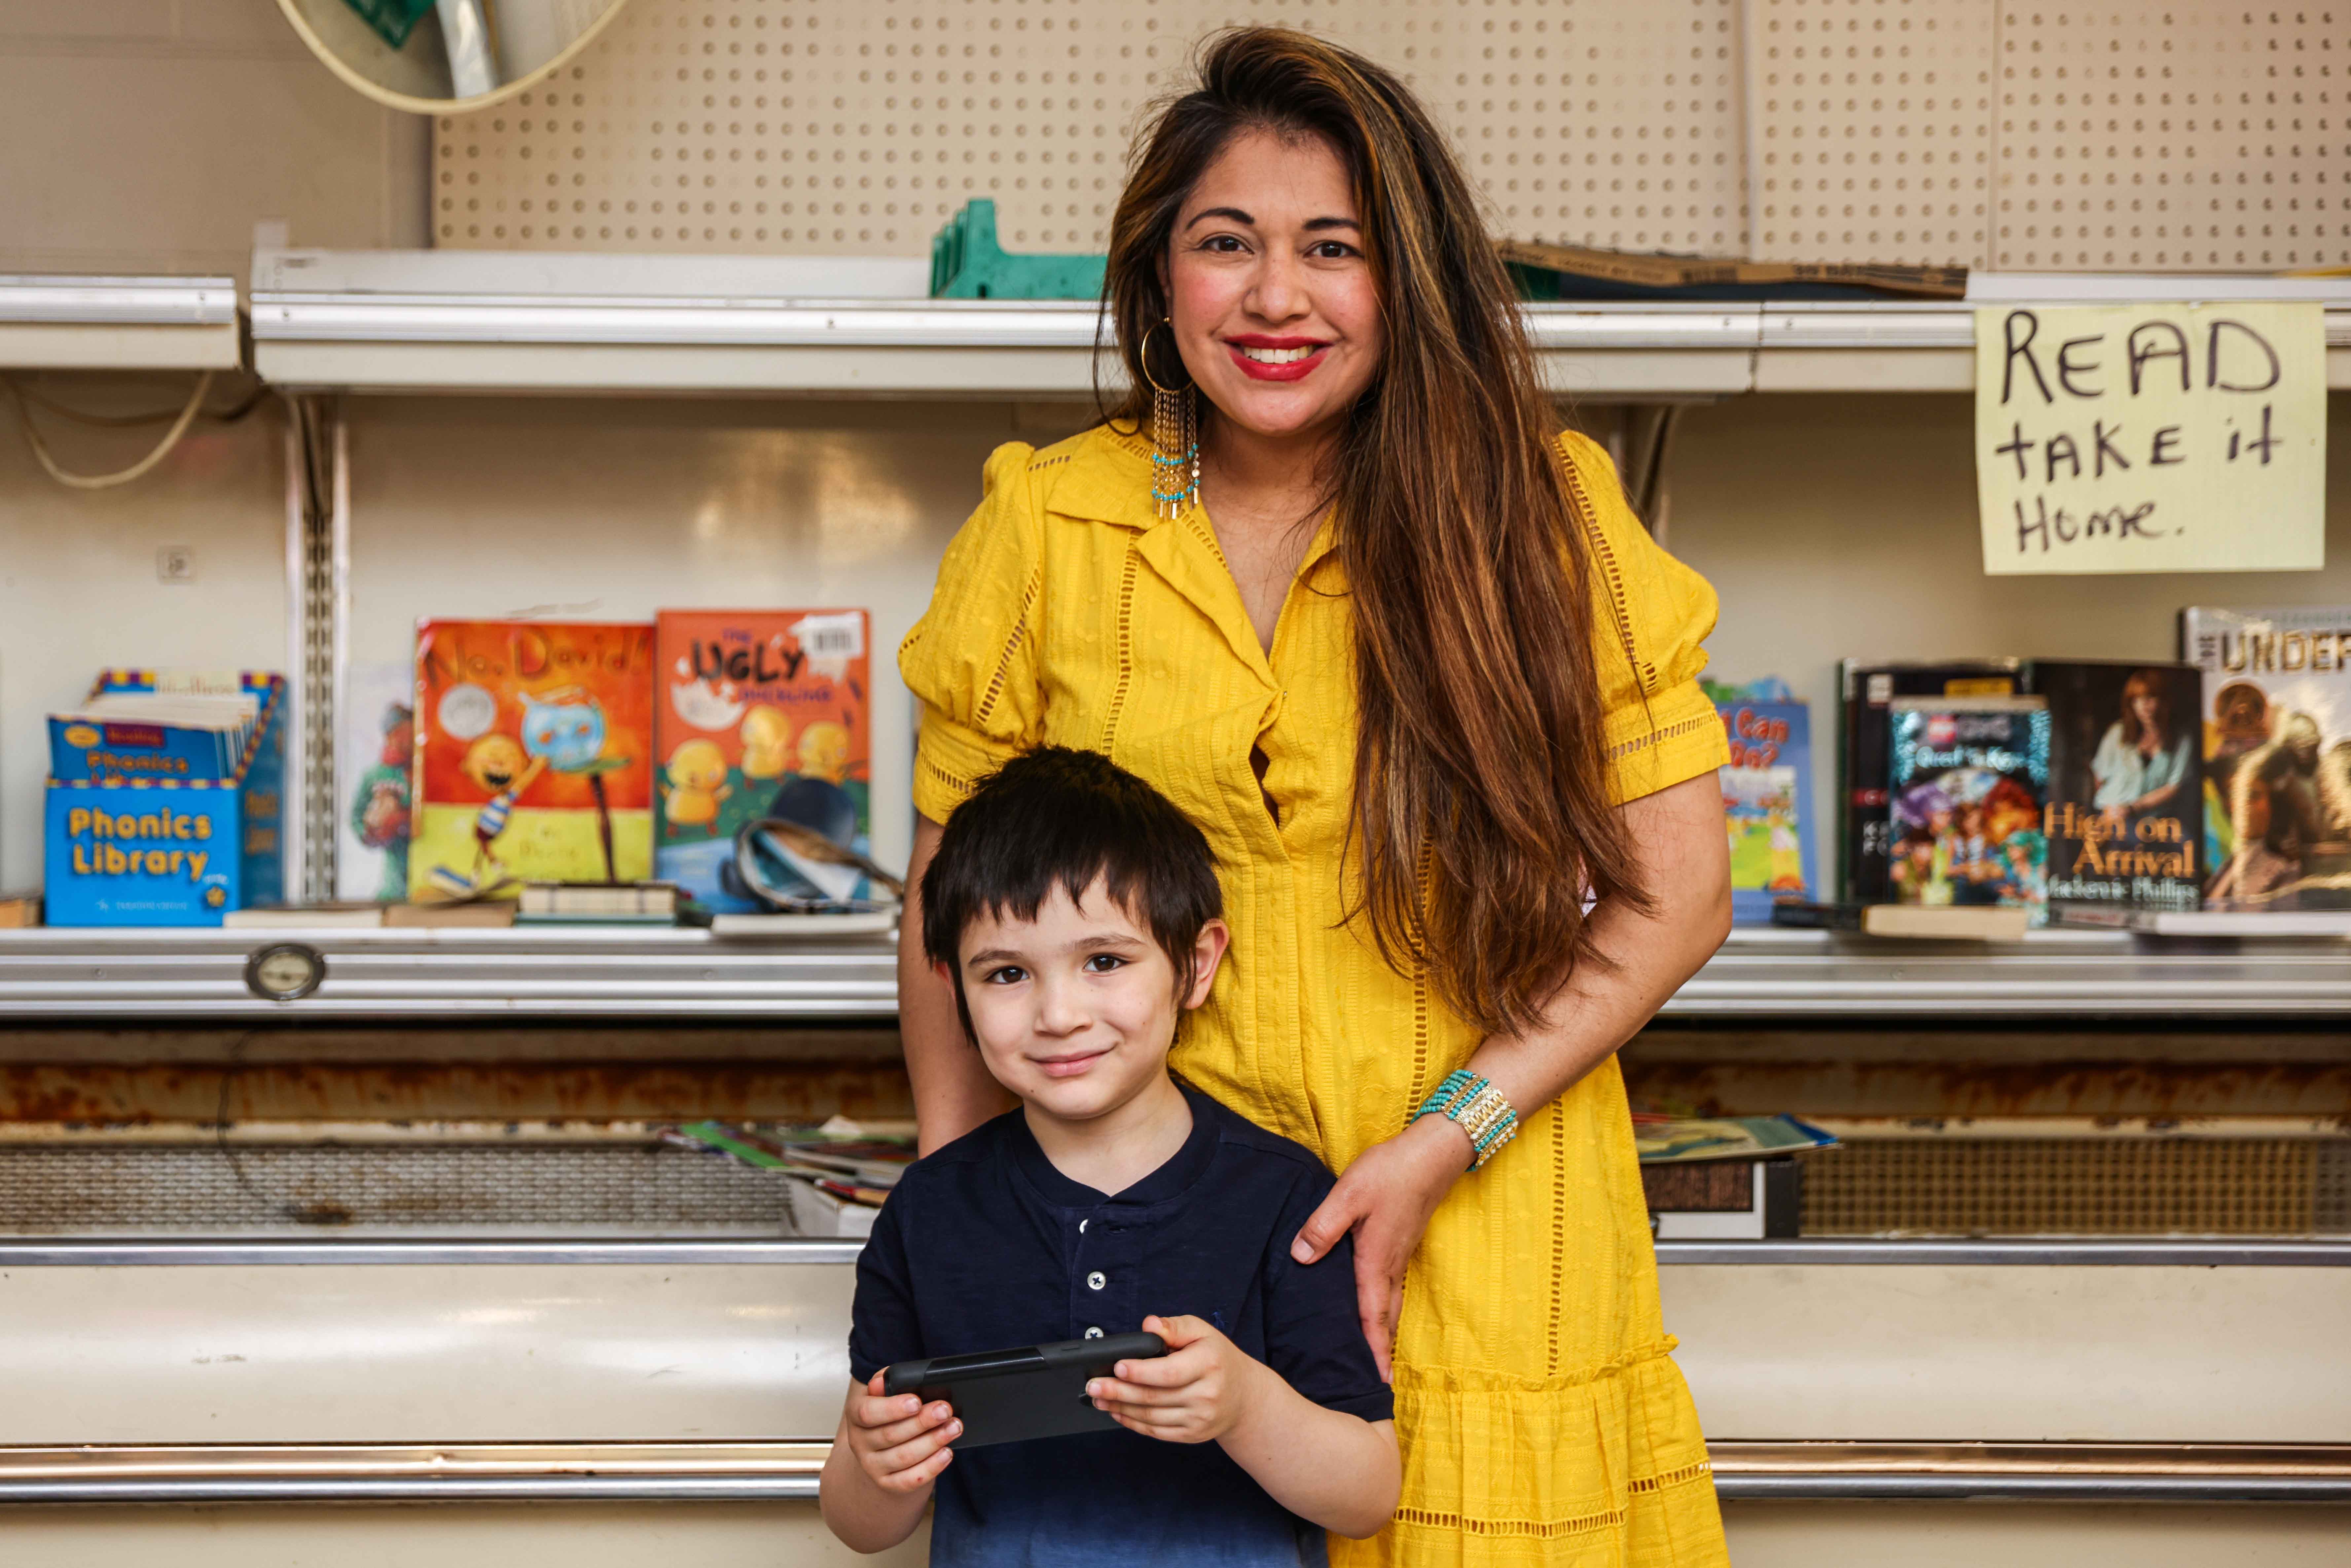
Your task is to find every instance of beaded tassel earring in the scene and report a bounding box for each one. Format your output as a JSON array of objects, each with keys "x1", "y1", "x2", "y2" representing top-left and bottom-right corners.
[{"x1": 1142, "y1": 318, "x2": 1199, "y2": 519}]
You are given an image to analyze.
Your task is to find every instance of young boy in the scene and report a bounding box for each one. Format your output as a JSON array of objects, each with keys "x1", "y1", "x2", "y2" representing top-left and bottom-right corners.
[{"x1": 820, "y1": 747, "x2": 1400, "y2": 1563}]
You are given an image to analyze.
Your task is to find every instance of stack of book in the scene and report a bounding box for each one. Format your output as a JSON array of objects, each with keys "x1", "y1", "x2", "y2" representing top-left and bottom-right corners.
[
  {"x1": 1634, "y1": 1113, "x2": 1836, "y2": 1241},
  {"x1": 664, "y1": 1118, "x2": 915, "y2": 1238}
]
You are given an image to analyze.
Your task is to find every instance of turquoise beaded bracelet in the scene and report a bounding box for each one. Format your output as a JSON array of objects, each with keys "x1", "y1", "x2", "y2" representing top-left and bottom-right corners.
[{"x1": 1410, "y1": 1068, "x2": 1520, "y2": 1171}]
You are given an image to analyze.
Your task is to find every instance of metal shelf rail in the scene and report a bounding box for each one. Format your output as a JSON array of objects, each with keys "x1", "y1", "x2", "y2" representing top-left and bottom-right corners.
[
  {"x1": 244, "y1": 251, "x2": 2351, "y2": 398},
  {"x1": 0, "y1": 275, "x2": 243, "y2": 372},
  {"x1": 0, "y1": 925, "x2": 2345, "y2": 1021},
  {"x1": 0, "y1": 1439, "x2": 2340, "y2": 1506}
]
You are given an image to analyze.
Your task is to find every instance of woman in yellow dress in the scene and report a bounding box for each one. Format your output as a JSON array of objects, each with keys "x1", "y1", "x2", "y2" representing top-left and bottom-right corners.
[{"x1": 898, "y1": 29, "x2": 1733, "y2": 1566}]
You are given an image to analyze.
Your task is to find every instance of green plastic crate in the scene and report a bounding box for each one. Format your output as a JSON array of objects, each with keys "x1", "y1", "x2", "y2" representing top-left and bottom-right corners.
[{"x1": 929, "y1": 200, "x2": 1108, "y2": 300}]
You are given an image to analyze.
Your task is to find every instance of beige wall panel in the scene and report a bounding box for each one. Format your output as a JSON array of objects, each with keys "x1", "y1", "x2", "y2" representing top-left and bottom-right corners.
[
  {"x1": 429, "y1": 0, "x2": 1747, "y2": 258},
  {"x1": 1744, "y1": 0, "x2": 1996, "y2": 267},
  {"x1": 0, "y1": 1, "x2": 427, "y2": 276},
  {"x1": 1994, "y1": 7, "x2": 2350, "y2": 272},
  {"x1": 0, "y1": 1261, "x2": 854, "y2": 1443},
  {"x1": 1720, "y1": 1502, "x2": 2351, "y2": 1568},
  {"x1": 1662, "y1": 1263, "x2": 2351, "y2": 1442},
  {"x1": 342, "y1": 395, "x2": 1087, "y2": 872},
  {"x1": 1666, "y1": 391, "x2": 2351, "y2": 880},
  {"x1": 0, "y1": 388, "x2": 289, "y2": 891},
  {"x1": 0, "y1": 1502, "x2": 926, "y2": 1568}
]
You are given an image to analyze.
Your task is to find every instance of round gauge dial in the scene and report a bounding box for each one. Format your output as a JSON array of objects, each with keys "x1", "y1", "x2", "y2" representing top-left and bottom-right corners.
[{"x1": 243, "y1": 942, "x2": 326, "y2": 1003}]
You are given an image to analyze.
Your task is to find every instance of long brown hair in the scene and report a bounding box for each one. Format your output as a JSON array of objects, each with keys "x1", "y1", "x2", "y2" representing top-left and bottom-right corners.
[
  {"x1": 1102, "y1": 28, "x2": 1647, "y2": 1035},
  {"x1": 2118, "y1": 669, "x2": 2173, "y2": 746}
]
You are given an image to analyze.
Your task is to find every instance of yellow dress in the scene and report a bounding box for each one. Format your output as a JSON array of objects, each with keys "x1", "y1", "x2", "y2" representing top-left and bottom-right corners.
[{"x1": 902, "y1": 423, "x2": 1734, "y2": 1567}]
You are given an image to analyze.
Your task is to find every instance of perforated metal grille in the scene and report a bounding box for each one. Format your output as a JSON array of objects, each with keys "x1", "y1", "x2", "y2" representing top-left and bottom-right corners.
[
  {"x1": 2318, "y1": 1141, "x2": 2351, "y2": 1234},
  {"x1": 1800, "y1": 1139, "x2": 2340, "y2": 1237},
  {"x1": 432, "y1": 0, "x2": 1749, "y2": 256},
  {"x1": 0, "y1": 1145, "x2": 791, "y2": 1236}
]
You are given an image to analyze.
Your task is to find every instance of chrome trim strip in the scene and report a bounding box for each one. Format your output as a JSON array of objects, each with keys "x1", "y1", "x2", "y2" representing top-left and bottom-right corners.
[
  {"x1": 1654, "y1": 1239, "x2": 2351, "y2": 1266},
  {"x1": 0, "y1": 1476, "x2": 818, "y2": 1503},
  {"x1": 1, "y1": 1441, "x2": 2341, "y2": 1506},
  {"x1": 0, "y1": 1238, "x2": 2340, "y2": 1267},
  {"x1": 6, "y1": 925, "x2": 2351, "y2": 1019},
  {"x1": 1712, "y1": 1474, "x2": 2351, "y2": 1502},
  {"x1": 0, "y1": 276, "x2": 240, "y2": 327},
  {"x1": 242, "y1": 291, "x2": 2351, "y2": 356},
  {"x1": 0, "y1": 1239, "x2": 864, "y2": 1266}
]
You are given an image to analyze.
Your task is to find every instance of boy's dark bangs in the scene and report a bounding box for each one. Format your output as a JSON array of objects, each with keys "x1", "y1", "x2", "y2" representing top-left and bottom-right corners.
[{"x1": 921, "y1": 748, "x2": 1223, "y2": 1001}]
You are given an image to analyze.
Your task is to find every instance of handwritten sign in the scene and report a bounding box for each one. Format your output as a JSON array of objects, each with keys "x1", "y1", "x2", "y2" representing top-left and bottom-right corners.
[{"x1": 1974, "y1": 301, "x2": 2325, "y2": 575}]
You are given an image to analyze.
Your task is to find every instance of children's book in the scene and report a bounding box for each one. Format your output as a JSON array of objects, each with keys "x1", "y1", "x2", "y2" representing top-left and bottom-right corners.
[
  {"x1": 2030, "y1": 660, "x2": 2203, "y2": 916},
  {"x1": 336, "y1": 660, "x2": 416, "y2": 903},
  {"x1": 2180, "y1": 606, "x2": 2351, "y2": 910},
  {"x1": 43, "y1": 670, "x2": 285, "y2": 926},
  {"x1": 1706, "y1": 678, "x2": 1815, "y2": 923},
  {"x1": 652, "y1": 610, "x2": 872, "y2": 913},
  {"x1": 1886, "y1": 695, "x2": 2051, "y2": 918},
  {"x1": 1838, "y1": 659, "x2": 2024, "y2": 903},
  {"x1": 409, "y1": 621, "x2": 656, "y2": 898}
]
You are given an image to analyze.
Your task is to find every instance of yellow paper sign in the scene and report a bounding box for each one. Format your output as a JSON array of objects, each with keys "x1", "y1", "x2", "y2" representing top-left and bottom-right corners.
[{"x1": 1974, "y1": 301, "x2": 2326, "y2": 575}]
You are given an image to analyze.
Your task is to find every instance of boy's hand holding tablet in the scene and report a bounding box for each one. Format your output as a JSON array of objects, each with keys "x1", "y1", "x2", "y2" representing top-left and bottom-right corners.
[
  {"x1": 819, "y1": 751, "x2": 1401, "y2": 1564},
  {"x1": 841, "y1": 1372, "x2": 961, "y2": 1494}
]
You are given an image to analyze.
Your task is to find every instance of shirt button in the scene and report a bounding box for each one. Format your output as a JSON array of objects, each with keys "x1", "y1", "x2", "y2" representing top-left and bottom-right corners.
[
  {"x1": 1084, "y1": 1327, "x2": 1103, "y2": 1339},
  {"x1": 1079, "y1": 1219, "x2": 1089, "y2": 1233},
  {"x1": 1086, "y1": 1271, "x2": 1106, "y2": 1290}
]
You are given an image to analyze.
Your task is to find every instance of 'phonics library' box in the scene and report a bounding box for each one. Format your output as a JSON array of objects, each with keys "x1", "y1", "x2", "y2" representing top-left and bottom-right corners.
[{"x1": 43, "y1": 670, "x2": 286, "y2": 926}]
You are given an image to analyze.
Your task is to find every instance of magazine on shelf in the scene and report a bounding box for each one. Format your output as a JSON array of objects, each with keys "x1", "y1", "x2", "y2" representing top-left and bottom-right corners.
[
  {"x1": 2180, "y1": 606, "x2": 2351, "y2": 911},
  {"x1": 1632, "y1": 1114, "x2": 1838, "y2": 1165}
]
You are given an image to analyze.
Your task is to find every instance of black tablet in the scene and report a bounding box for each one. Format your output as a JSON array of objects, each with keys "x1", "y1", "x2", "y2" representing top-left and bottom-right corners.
[{"x1": 882, "y1": 1332, "x2": 1168, "y2": 1449}]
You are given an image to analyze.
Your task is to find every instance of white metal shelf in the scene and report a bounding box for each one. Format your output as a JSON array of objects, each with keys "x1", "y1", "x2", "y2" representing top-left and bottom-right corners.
[
  {"x1": 1, "y1": 925, "x2": 2345, "y2": 1021},
  {"x1": 0, "y1": 275, "x2": 242, "y2": 372},
  {"x1": 245, "y1": 249, "x2": 2351, "y2": 397}
]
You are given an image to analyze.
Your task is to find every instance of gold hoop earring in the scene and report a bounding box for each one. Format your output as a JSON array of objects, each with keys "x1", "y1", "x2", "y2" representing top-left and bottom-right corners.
[{"x1": 1140, "y1": 318, "x2": 1199, "y2": 521}]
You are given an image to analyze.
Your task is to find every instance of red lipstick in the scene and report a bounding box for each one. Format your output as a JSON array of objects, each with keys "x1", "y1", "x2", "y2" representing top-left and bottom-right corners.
[{"x1": 1224, "y1": 335, "x2": 1330, "y2": 382}]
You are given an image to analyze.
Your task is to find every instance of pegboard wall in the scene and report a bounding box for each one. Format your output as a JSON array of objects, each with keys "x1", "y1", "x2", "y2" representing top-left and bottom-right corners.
[
  {"x1": 1745, "y1": 0, "x2": 1997, "y2": 267},
  {"x1": 1994, "y1": 6, "x2": 2346, "y2": 271},
  {"x1": 432, "y1": 0, "x2": 1748, "y2": 257},
  {"x1": 434, "y1": 0, "x2": 2349, "y2": 271}
]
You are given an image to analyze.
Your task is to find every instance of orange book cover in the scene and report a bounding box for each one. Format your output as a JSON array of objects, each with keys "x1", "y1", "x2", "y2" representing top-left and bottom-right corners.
[
  {"x1": 410, "y1": 620, "x2": 656, "y2": 896},
  {"x1": 653, "y1": 609, "x2": 871, "y2": 912}
]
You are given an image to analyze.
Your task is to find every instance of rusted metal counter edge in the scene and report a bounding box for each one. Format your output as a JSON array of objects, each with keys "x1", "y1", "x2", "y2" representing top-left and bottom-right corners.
[
  {"x1": 0, "y1": 1442, "x2": 2343, "y2": 1505},
  {"x1": 0, "y1": 1239, "x2": 2344, "y2": 1267}
]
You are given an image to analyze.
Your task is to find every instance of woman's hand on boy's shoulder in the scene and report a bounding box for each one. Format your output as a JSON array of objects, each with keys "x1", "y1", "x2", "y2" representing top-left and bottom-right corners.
[
  {"x1": 1085, "y1": 1313, "x2": 1266, "y2": 1445},
  {"x1": 843, "y1": 1370, "x2": 962, "y2": 1492}
]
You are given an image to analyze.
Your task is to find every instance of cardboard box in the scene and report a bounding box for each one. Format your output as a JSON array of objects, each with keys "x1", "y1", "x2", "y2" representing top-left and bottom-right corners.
[{"x1": 43, "y1": 672, "x2": 285, "y2": 927}]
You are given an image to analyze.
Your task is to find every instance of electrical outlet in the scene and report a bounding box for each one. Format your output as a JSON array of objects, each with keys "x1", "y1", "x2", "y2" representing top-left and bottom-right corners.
[{"x1": 157, "y1": 546, "x2": 197, "y2": 583}]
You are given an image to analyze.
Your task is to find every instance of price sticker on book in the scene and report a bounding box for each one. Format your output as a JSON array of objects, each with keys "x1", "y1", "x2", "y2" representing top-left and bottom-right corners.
[{"x1": 1974, "y1": 301, "x2": 2326, "y2": 575}]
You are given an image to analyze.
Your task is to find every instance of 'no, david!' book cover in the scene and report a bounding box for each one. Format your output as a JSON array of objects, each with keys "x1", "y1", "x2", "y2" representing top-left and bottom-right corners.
[
  {"x1": 410, "y1": 621, "x2": 656, "y2": 897},
  {"x1": 653, "y1": 609, "x2": 872, "y2": 913}
]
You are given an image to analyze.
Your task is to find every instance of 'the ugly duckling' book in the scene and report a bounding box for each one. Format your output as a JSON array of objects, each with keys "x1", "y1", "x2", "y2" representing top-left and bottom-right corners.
[
  {"x1": 653, "y1": 609, "x2": 872, "y2": 913},
  {"x1": 410, "y1": 620, "x2": 656, "y2": 897}
]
